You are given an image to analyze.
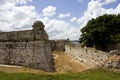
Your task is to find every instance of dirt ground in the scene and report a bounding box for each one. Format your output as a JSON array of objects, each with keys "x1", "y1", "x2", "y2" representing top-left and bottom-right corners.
[{"x1": 53, "y1": 51, "x2": 87, "y2": 73}]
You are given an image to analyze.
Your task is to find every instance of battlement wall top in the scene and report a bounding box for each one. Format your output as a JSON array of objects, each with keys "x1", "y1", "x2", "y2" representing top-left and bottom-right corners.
[{"x1": 0, "y1": 21, "x2": 48, "y2": 42}]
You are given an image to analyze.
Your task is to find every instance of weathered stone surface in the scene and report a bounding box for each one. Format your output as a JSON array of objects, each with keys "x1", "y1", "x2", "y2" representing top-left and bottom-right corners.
[
  {"x1": 65, "y1": 43, "x2": 109, "y2": 69},
  {"x1": 65, "y1": 42, "x2": 120, "y2": 69},
  {"x1": 109, "y1": 50, "x2": 120, "y2": 55},
  {"x1": 0, "y1": 21, "x2": 54, "y2": 72},
  {"x1": 104, "y1": 59, "x2": 120, "y2": 69}
]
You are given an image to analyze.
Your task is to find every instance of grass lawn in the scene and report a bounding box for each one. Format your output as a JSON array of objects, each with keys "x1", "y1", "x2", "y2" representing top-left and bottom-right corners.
[{"x1": 0, "y1": 69, "x2": 120, "y2": 80}]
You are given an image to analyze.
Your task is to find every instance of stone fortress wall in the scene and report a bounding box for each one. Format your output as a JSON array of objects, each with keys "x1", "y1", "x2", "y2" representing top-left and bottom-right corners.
[
  {"x1": 50, "y1": 40, "x2": 68, "y2": 51},
  {"x1": 0, "y1": 21, "x2": 54, "y2": 72}
]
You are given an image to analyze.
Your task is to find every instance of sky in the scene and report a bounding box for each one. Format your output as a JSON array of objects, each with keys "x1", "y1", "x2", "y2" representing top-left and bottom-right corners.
[{"x1": 0, "y1": 0, "x2": 120, "y2": 40}]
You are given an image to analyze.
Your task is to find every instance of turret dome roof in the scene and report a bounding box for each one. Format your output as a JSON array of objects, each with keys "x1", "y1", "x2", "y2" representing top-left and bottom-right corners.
[{"x1": 33, "y1": 21, "x2": 44, "y2": 28}]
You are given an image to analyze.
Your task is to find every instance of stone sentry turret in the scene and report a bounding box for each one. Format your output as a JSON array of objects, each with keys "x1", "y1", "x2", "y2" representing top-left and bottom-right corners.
[
  {"x1": 0, "y1": 21, "x2": 48, "y2": 41},
  {"x1": 32, "y1": 21, "x2": 48, "y2": 41},
  {"x1": 0, "y1": 21, "x2": 55, "y2": 72}
]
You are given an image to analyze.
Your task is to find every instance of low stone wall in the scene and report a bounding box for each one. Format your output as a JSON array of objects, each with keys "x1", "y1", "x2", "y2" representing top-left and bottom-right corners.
[
  {"x1": 0, "y1": 41, "x2": 54, "y2": 71},
  {"x1": 50, "y1": 40, "x2": 68, "y2": 51},
  {"x1": 65, "y1": 43, "x2": 109, "y2": 68}
]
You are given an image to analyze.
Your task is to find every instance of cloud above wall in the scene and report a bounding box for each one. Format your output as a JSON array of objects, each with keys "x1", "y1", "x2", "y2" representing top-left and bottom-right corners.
[
  {"x1": 70, "y1": 17, "x2": 77, "y2": 22},
  {"x1": 16, "y1": 0, "x2": 32, "y2": 4},
  {"x1": 77, "y1": 0, "x2": 120, "y2": 30},
  {"x1": 78, "y1": 0, "x2": 83, "y2": 3},
  {"x1": 42, "y1": 6, "x2": 56, "y2": 17},
  {"x1": 58, "y1": 13, "x2": 71, "y2": 18},
  {"x1": 0, "y1": 0, "x2": 38, "y2": 31},
  {"x1": 102, "y1": 0, "x2": 117, "y2": 4},
  {"x1": 40, "y1": 17, "x2": 79, "y2": 40}
]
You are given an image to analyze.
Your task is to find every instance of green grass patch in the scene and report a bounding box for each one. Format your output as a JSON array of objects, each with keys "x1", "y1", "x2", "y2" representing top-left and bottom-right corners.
[{"x1": 0, "y1": 69, "x2": 120, "y2": 80}]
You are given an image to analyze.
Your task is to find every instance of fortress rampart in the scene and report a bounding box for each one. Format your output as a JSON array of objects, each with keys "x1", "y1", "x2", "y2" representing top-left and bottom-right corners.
[{"x1": 0, "y1": 21, "x2": 54, "y2": 72}]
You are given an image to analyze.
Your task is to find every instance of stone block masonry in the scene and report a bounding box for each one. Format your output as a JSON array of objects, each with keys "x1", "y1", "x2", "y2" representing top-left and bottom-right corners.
[
  {"x1": 50, "y1": 40, "x2": 68, "y2": 51},
  {"x1": 0, "y1": 41, "x2": 54, "y2": 71},
  {"x1": 0, "y1": 21, "x2": 55, "y2": 72}
]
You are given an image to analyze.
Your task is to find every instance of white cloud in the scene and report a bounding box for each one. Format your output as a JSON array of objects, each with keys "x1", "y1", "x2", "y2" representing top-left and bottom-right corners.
[
  {"x1": 102, "y1": 0, "x2": 117, "y2": 5},
  {"x1": 78, "y1": 0, "x2": 83, "y2": 3},
  {"x1": 70, "y1": 17, "x2": 77, "y2": 22},
  {"x1": 58, "y1": 13, "x2": 71, "y2": 18},
  {"x1": 42, "y1": 6, "x2": 56, "y2": 17},
  {"x1": 11, "y1": 6, "x2": 38, "y2": 29},
  {"x1": 0, "y1": 0, "x2": 33, "y2": 10},
  {"x1": 0, "y1": 0, "x2": 38, "y2": 31},
  {"x1": 77, "y1": 0, "x2": 120, "y2": 30},
  {"x1": 40, "y1": 17, "x2": 79, "y2": 40},
  {"x1": 16, "y1": 0, "x2": 32, "y2": 4},
  {"x1": 0, "y1": 0, "x2": 16, "y2": 10}
]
